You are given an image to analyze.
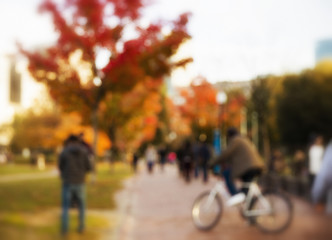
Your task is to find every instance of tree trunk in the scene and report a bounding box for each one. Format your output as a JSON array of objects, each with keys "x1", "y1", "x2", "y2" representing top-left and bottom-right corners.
[
  {"x1": 91, "y1": 108, "x2": 98, "y2": 174},
  {"x1": 251, "y1": 112, "x2": 259, "y2": 149},
  {"x1": 262, "y1": 122, "x2": 271, "y2": 163},
  {"x1": 108, "y1": 125, "x2": 118, "y2": 161}
]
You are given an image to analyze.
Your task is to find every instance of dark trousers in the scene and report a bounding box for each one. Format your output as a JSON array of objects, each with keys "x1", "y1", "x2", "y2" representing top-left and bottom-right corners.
[
  {"x1": 202, "y1": 163, "x2": 208, "y2": 183},
  {"x1": 222, "y1": 168, "x2": 238, "y2": 196},
  {"x1": 223, "y1": 168, "x2": 262, "y2": 196},
  {"x1": 61, "y1": 183, "x2": 86, "y2": 234},
  {"x1": 239, "y1": 168, "x2": 262, "y2": 194}
]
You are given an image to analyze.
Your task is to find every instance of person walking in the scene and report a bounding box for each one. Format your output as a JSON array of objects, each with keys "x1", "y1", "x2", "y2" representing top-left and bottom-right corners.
[
  {"x1": 193, "y1": 141, "x2": 201, "y2": 179},
  {"x1": 181, "y1": 139, "x2": 194, "y2": 182},
  {"x1": 58, "y1": 134, "x2": 93, "y2": 235},
  {"x1": 158, "y1": 144, "x2": 168, "y2": 172},
  {"x1": 145, "y1": 145, "x2": 158, "y2": 174},
  {"x1": 308, "y1": 135, "x2": 324, "y2": 187},
  {"x1": 198, "y1": 139, "x2": 211, "y2": 183},
  {"x1": 132, "y1": 152, "x2": 139, "y2": 173}
]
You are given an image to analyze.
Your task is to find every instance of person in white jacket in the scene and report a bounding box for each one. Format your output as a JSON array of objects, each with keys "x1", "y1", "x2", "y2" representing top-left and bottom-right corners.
[
  {"x1": 311, "y1": 139, "x2": 332, "y2": 213},
  {"x1": 145, "y1": 145, "x2": 158, "y2": 173},
  {"x1": 308, "y1": 135, "x2": 324, "y2": 185}
]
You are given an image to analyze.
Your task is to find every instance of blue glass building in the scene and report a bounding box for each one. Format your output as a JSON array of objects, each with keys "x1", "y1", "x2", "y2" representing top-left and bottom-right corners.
[{"x1": 316, "y1": 39, "x2": 332, "y2": 63}]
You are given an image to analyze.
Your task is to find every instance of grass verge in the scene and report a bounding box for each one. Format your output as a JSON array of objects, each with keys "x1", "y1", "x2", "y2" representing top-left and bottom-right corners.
[
  {"x1": 0, "y1": 164, "x2": 54, "y2": 176},
  {"x1": 0, "y1": 161, "x2": 132, "y2": 240}
]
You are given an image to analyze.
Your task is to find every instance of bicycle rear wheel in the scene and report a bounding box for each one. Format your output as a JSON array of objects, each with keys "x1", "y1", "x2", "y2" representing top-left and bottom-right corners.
[
  {"x1": 250, "y1": 191, "x2": 293, "y2": 233},
  {"x1": 192, "y1": 191, "x2": 222, "y2": 231}
]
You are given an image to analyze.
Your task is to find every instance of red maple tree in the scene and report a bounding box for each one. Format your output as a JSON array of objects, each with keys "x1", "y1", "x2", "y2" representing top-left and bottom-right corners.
[{"x1": 20, "y1": 0, "x2": 192, "y2": 155}]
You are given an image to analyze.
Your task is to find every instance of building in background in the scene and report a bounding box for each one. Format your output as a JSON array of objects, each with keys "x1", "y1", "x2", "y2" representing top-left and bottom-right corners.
[
  {"x1": 214, "y1": 81, "x2": 251, "y2": 95},
  {"x1": 316, "y1": 39, "x2": 332, "y2": 63},
  {"x1": 0, "y1": 54, "x2": 50, "y2": 145}
]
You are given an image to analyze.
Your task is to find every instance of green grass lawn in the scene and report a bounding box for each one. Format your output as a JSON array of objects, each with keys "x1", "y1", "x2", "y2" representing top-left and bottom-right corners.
[
  {"x1": 0, "y1": 164, "x2": 54, "y2": 176},
  {"x1": 0, "y1": 211, "x2": 111, "y2": 240},
  {"x1": 0, "y1": 162, "x2": 132, "y2": 240}
]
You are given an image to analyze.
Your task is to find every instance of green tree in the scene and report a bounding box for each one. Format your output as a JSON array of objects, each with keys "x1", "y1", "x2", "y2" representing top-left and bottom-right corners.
[
  {"x1": 276, "y1": 69, "x2": 332, "y2": 149},
  {"x1": 10, "y1": 109, "x2": 61, "y2": 153},
  {"x1": 249, "y1": 76, "x2": 272, "y2": 159}
]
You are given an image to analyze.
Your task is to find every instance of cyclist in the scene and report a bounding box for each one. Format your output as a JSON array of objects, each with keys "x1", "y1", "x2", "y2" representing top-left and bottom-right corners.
[{"x1": 209, "y1": 127, "x2": 264, "y2": 198}]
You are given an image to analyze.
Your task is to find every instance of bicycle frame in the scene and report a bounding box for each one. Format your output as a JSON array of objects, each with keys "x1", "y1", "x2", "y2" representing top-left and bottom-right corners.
[
  {"x1": 205, "y1": 180, "x2": 272, "y2": 217},
  {"x1": 241, "y1": 181, "x2": 272, "y2": 217},
  {"x1": 193, "y1": 178, "x2": 293, "y2": 233}
]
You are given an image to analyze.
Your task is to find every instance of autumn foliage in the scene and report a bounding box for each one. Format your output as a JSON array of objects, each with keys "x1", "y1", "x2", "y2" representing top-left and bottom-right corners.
[
  {"x1": 178, "y1": 76, "x2": 218, "y2": 130},
  {"x1": 20, "y1": 0, "x2": 192, "y2": 154},
  {"x1": 223, "y1": 90, "x2": 246, "y2": 129},
  {"x1": 176, "y1": 76, "x2": 247, "y2": 142}
]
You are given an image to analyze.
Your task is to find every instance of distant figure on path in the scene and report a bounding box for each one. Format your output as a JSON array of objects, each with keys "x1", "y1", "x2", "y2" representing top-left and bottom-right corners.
[
  {"x1": 292, "y1": 149, "x2": 306, "y2": 177},
  {"x1": 132, "y1": 152, "x2": 139, "y2": 173},
  {"x1": 309, "y1": 135, "x2": 324, "y2": 186},
  {"x1": 158, "y1": 144, "x2": 168, "y2": 171},
  {"x1": 145, "y1": 145, "x2": 158, "y2": 173},
  {"x1": 181, "y1": 140, "x2": 194, "y2": 182},
  {"x1": 198, "y1": 139, "x2": 211, "y2": 183},
  {"x1": 58, "y1": 134, "x2": 92, "y2": 236},
  {"x1": 269, "y1": 149, "x2": 286, "y2": 175}
]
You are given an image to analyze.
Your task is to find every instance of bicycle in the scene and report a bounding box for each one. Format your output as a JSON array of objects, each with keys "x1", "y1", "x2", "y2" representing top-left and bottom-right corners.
[{"x1": 192, "y1": 177, "x2": 293, "y2": 234}]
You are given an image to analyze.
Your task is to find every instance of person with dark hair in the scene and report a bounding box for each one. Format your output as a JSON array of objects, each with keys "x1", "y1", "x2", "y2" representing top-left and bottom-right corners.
[
  {"x1": 145, "y1": 144, "x2": 158, "y2": 174},
  {"x1": 198, "y1": 139, "x2": 211, "y2": 183},
  {"x1": 158, "y1": 144, "x2": 168, "y2": 172},
  {"x1": 132, "y1": 152, "x2": 139, "y2": 173},
  {"x1": 58, "y1": 134, "x2": 92, "y2": 235},
  {"x1": 181, "y1": 139, "x2": 194, "y2": 182},
  {"x1": 308, "y1": 135, "x2": 324, "y2": 187},
  {"x1": 210, "y1": 127, "x2": 264, "y2": 196}
]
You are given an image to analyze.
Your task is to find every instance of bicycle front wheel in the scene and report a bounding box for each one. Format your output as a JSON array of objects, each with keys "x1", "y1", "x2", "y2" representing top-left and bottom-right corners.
[
  {"x1": 251, "y1": 191, "x2": 293, "y2": 233},
  {"x1": 192, "y1": 191, "x2": 222, "y2": 231}
]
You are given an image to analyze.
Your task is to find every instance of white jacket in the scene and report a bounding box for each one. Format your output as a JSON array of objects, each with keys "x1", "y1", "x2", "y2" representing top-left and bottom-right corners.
[
  {"x1": 309, "y1": 144, "x2": 324, "y2": 175},
  {"x1": 145, "y1": 146, "x2": 158, "y2": 163}
]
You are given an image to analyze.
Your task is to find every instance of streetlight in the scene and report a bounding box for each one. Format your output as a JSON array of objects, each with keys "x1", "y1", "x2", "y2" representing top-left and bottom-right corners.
[
  {"x1": 216, "y1": 91, "x2": 227, "y2": 129},
  {"x1": 214, "y1": 91, "x2": 227, "y2": 156},
  {"x1": 93, "y1": 76, "x2": 102, "y2": 87},
  {"x1": 216, "y1": 91, "x2": 227, "y2": 106}
]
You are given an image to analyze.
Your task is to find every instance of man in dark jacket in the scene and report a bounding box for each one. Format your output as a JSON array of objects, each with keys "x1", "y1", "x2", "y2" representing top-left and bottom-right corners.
[
  {"x1": 59, "y1": 134, "x2": 92, "y2": 235},
  {"x1": 210, "y1": 127, "x2": 264, "y2": 195}
]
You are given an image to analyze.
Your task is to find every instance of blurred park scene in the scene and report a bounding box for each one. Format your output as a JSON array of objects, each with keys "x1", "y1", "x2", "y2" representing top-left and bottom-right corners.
[{"x1": 0, "y1": 0, "x2": 332, "y2": 239}]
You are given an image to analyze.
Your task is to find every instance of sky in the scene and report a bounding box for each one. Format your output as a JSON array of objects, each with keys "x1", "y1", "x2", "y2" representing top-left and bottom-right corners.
[{"x1": 1, "y1": 0, "x2": 332, "y2": 86}]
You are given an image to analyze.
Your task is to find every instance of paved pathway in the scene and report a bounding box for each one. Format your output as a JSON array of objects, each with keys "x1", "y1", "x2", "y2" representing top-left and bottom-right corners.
[{"x1": 114, "y1": 162, "x2": 332, "y2": 240}]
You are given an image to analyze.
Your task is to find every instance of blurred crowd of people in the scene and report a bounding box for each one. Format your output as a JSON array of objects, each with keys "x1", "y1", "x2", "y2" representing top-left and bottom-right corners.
[
  {"x1": 130, "y1": 137, "x2": 213, "y2": 184},
  {"x1": 133, "y1": 129, "x2": 332, "y2": 214},
  {"x1": 263, "y1": 134, "x2": 332, "y2": 213},
  {"x1": 176, "y1": 138, "x2": 212, "y2": 183}
]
